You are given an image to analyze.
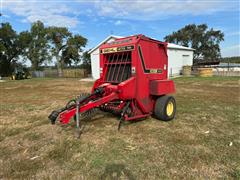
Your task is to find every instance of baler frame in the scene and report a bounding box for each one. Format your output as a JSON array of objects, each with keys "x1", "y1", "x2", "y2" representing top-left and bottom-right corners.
[{"x1": 49, "y1": 34, "x2": 176, "y2": 136}]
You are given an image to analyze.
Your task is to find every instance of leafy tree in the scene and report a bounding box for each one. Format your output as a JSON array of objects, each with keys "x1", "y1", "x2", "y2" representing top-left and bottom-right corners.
[
  {"x1": 22, "y1": 21, "x2": 50, "y2": 70},
  {"x1": 0, "y1": 23, "x2": 28, "y2": 76},
  {"x1": 47, "y1": 27, "x2": 87, "y2": 77},
  {"x1": 47, "y1": 27, "x2": 71, "y2": 77},
  {"x1": 164, "y1": 24, "x2": 224, "y2": 62},
  {"x1": 80, "y1": 51, "x2": 91, "y2": 73},
  {"x1": 221, "y1": 56, "x2": 240, "y2": 64},
  {"x1": 61, "y1": 35, "x2": 87, "y2": 66},
  {"x1": 0, "y1": 21, "x2": 88, "y2": 76}
]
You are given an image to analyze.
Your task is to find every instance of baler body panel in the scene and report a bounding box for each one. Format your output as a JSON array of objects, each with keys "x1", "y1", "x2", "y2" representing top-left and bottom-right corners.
[
  {"x1": 96, "y1": 34, "x2": 175, "y2": 118},
  {"x1": 149, "y1": 80, "x2": 176, "y2": 96},
  {"x1": 50, "y1": 34, "x2": 176, "y2": 126}
]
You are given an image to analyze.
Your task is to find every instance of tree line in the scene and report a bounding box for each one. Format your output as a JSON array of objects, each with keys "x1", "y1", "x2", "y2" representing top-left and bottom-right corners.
[
  {"x1": 1, "y1": 22, "x2": 226, "y2": 77},
  {"x1": 220, "y1": 56, "x2": 240, "y2": 64},
  {"x1": 164, "y1": 24, "x2": 224, "y2": 63},
  {"x1": 0, "y1": 21, "x2": 90, "y2": 77}
]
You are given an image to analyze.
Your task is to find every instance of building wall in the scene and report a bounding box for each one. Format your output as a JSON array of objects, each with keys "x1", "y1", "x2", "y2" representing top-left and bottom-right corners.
[
  {"x1": 90, "y1": 48, "x2": 100, "y2": 79},
  {"x1": 91, "y1": 37, "x2": 116, "y2": 79},
  {"x1": 167, "y1": 49, "x2": 193, "y2": 77},
  {"x1": 91, "y1": 48, "x2": 194, "y2": 79}
]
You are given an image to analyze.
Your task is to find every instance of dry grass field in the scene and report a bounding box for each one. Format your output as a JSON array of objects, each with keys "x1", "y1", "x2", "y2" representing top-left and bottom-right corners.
[{"x1": 0, "y1": 77, "x2": 239, "y2": 179}]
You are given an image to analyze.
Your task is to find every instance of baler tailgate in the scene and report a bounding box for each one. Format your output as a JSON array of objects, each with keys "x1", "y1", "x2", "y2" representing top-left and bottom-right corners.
[{"x1": 105, "y1": 51, "x2": 131, "y2": 83}]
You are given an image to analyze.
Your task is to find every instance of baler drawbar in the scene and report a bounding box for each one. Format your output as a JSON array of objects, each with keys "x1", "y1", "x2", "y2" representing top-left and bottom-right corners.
[{"x1": 49, "y1": 34, "x2": 176, "y2": 136}]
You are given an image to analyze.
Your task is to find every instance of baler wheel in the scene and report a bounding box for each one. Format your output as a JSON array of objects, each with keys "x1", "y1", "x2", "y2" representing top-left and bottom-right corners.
[{"x1": 154, "y1": 96, "x2": 176, "y2": 121}]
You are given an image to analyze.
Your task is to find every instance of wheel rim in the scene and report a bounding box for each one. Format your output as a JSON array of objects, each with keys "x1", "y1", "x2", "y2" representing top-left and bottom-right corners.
[{"x1": 166, "y1": 101, "x2": 174, "y2": 116}]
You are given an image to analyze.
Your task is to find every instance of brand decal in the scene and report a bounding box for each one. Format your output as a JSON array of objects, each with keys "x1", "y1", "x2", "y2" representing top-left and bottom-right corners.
[{"x1": 101, "y1": 45, "x2": 134, "y2": 54}]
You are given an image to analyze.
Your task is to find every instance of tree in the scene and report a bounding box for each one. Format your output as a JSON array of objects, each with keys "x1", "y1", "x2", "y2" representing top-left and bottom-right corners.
[
  {"x1": 47, "y1": 27, "x2": 71, "y2": 77},
  {"x1": 61, "y1": 35, "x2": 87, "y2": 66},
  {"x1": 80, "y1": 51, "x2": 91, "y2": 73},
  {"x1": 0, "y1": 21, "x2": 88, "y2": 76},
  {"x1": 22, "y1": 21, "x2": 50, "y2": 70},
  {"x1": 0, "y1": 23, "x2": 28, "y2": 76},
  {"x1": 47, "y1": 27, "x2": 87, "y2": 77},
  {"x1": 221, "y1": 56, "x2": 240, "y2": 64},
  {"x1": 164, "y1": 24, "x2": 224, "y2": 62}
]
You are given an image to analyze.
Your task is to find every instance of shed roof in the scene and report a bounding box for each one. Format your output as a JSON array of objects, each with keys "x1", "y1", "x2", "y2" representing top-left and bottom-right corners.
[
  {"x1": 89, "y1": 35, "x2": 195, "y2": 54},
  {"x1": 88, "y1": 35, "x2": 122, "y2": 54},
  {"x1": 168, "y1": 43, "x2": 195, "y2": 51}
]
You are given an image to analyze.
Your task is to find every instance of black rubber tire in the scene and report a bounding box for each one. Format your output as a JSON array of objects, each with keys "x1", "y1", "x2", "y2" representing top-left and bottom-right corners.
[{"x1": 154, "y1": 96, "x2": 176, "y2": 121}]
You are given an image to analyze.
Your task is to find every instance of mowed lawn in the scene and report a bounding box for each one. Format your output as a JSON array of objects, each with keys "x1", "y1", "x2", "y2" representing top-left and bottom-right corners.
[{"x1": 0, "y1": 77, "x2": 239, "y2": 179}]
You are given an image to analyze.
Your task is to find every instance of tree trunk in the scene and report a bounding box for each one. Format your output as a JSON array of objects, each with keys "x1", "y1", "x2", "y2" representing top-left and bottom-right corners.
[
  {"x1": 56, "y1": 54, "x2": 63, "y2": 77},
  {"x1": 32, "y1": 59, "x2": 39, "y2": 71}
]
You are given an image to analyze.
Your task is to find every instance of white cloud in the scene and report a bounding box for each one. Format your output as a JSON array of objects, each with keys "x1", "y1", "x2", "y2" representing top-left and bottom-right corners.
[
  {"x1": 114, "y1": 20, "x2": 123, "y2": 26},
  {"x1": 221, "y1": 45, "x2": 240, "y2": 57},
  {"x1": 2, "y1": 0, "x2": 80, "y2": 28},
  {"x1": 93, "y1": 0, "x2": 238, "y2": 20},
  {"x1": 2, "y1": 14, "x2": 10, "y2": 18}
]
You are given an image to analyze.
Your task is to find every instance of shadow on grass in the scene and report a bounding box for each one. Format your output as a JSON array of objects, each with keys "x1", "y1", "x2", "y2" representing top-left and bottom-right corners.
[{"x1": 100, "y1": 163, "x2": 136, "y2": 180}]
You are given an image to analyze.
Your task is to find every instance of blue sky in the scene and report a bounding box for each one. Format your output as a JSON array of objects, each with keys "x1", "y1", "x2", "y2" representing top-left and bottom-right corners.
[{"x1": 1, "y1": 0, "x2": 240, "y2": 57}]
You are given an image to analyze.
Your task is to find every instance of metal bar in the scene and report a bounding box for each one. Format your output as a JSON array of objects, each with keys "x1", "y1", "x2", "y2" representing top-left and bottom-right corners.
[
  {"x1": 75, "y1": 98, "x2": 81, "y2": 138},
  {"x1": 105, "y1": 62, "x2": 131, "y2": 65},
  {"x1": 104, "y1": 54, "x2": 110, "y2": 81},
  {"x1": 110, "y1": 54, "x2": 116, "y2": 81},
  {"x1": 115, "y1": 52, "x2": 125, "y2": 82},
  {"x1": 117, "y1": 54, "x2": 126, "y2": 82},
  {"x1": 103, "y1": 55, "x2": 109, "y2": 79},
  {"x1": 120, "y1": 52, "x2": 130, "y2": 82},
  {"x1": 110, "y1": 53, "x2": 119, "y2": 82},
  {"x1": 109, "y1": 54, "x2": 115, "y2": 81},
  {"x1": 106, "y1": 54, "x2": 114, "y2": 81},
  {"x1": 127, "y1": 63, "x2": 131, "y2": 79},
  {"x1": 125, "y1": 53, "x2": 131, "y2": 80}
]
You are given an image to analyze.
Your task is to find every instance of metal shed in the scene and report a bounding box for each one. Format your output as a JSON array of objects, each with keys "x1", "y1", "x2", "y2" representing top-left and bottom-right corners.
[{"x1": 89, "y1": 35, "x2": 194, "y2": 79}]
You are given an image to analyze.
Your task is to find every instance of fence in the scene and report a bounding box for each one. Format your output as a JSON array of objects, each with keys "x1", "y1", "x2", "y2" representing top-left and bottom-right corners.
[
  {"x1": 192, "y1": 65, "x2": 240, "y2": 77},
  {"x1": 31, "y1": 71, "x2": 45, "y2": 78},
  {"x1": 213, "y1": 67, "x2": 240, "y2": 76},
  {"x1": 31, "y1": 69, "x2": 88, "y2": 78},
  {"x1": 212, "y1": 63, "x2": 240, "y2": 76}
]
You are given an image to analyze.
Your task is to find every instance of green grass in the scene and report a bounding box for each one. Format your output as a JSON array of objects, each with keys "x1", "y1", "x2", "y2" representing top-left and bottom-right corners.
[
  {"x1": 0, "y1": 76, "x2": 239, "y2": 179},
  {"x1": 174, "y1": 76, "x2": 240, "y2": 81}
]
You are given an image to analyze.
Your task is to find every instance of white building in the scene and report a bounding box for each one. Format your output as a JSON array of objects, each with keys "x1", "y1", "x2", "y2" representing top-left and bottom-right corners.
[{"x1": 89, "y1": 35, "x2": 194, "y2": 79}]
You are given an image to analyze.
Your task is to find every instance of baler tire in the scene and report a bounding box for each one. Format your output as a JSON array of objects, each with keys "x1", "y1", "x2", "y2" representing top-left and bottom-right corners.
[{"x1": 154, "y1": 96, "x2": 176, "y2": 121}]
